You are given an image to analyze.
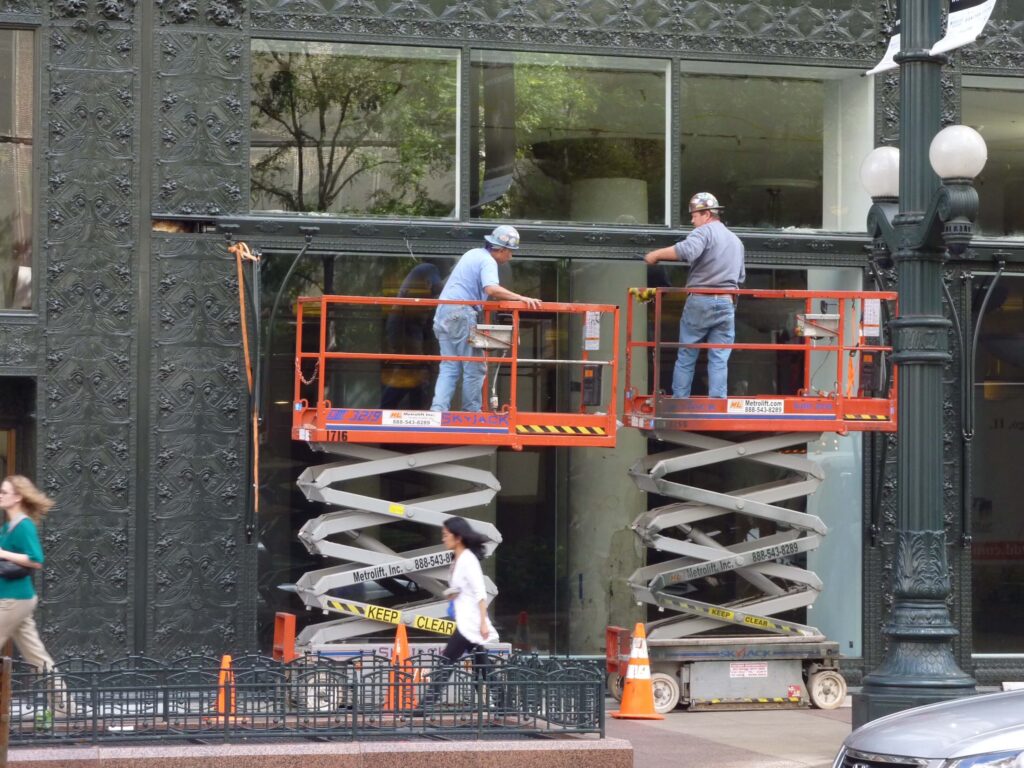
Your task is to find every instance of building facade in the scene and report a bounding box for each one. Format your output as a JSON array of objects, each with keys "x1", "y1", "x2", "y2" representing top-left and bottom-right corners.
[{"x1": 1, "y1": 0, "x2": 1023, "y2": 685}]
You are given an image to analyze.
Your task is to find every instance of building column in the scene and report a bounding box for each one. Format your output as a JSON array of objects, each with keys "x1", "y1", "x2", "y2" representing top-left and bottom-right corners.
[{"x1": 566, "y1": 260, "x2": 647, "y2": 652}]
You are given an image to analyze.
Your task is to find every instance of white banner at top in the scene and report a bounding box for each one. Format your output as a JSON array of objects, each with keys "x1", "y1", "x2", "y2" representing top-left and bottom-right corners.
[
  {"x1": 867, "y1": 0, "x2": 997, "y2": 76},
  {"x1": 931, "y1": 0, "x2": 997, "y2": 55}
]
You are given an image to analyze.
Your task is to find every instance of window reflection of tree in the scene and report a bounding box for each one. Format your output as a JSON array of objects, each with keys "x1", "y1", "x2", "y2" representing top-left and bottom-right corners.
[{"x1": 250, "y1": 43, "x2": 456, "y2": 216}]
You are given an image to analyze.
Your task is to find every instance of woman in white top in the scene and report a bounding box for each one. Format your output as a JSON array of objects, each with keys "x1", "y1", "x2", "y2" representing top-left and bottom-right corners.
[{"x1": 421, "y1": 516, "x2": 498, "y2": 707}]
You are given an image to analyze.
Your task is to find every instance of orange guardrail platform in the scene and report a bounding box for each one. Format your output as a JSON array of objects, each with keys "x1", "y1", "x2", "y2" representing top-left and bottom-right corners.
[
  {"x1": 624, "y1": 287, "x2": 898, "y2": 434},
  {"x1": 292, "y1": 295, "x2": 619, "y2": 449}
]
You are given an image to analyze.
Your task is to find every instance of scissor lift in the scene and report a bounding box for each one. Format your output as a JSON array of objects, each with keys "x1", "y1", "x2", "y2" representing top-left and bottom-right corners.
[
  {"x1": 289, "y1": 295, "x2": 619, "y2": 651},
  {"x1": 607, "y1": 287, "x2": 897, "y2": 712}
]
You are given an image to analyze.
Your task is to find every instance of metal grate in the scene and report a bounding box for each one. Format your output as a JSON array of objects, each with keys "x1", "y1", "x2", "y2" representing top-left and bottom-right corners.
[{"x1": 4, "y1": 652, "x2": 605, "y2": 744}]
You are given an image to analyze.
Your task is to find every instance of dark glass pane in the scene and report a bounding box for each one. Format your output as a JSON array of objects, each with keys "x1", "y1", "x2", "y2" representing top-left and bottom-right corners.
[
  {"x1": 680, "y1": 75, "x2": 824, "y2": 229},
  {"x1": 971, "y1": 276, "x2": 1024, "y2": 652},
  {"x1": 963, "y1": 87, "x2": 1024, "y2": 236},
  {"x1": 250, "y1": 41, "x2": 457, "y2": 217},
  {"x1": 0, "y1": 29, "x2": 33, "y2": 311},
  {"x1": 471, "y1": 51, "x2": 668, "y2": 225}
]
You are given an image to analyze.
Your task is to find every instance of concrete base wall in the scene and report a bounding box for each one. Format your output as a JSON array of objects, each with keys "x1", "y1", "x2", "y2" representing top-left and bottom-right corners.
[{"x1": 9, "y1": 738, "x2": 633, "y2": 768}]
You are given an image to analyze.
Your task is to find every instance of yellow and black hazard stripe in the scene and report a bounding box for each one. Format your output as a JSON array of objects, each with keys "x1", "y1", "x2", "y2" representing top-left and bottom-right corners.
[
  {"x1": 843, "y1": 414, "x2": 889, "y2": 421},
  {"x1": 326, "y1": 599, "x2": 456, "y2": 636},
  {"x1": 655, "y1": 593, "x2": 809, "y2": 636},
  {"x1": 515, "y1": 425, "x2": 607, "y2": 435}
]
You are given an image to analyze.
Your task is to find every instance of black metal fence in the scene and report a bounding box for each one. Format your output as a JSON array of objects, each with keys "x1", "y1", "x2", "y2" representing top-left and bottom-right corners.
[{"x1": 5, "y1": 652, "x2": 604, "y2": 744}]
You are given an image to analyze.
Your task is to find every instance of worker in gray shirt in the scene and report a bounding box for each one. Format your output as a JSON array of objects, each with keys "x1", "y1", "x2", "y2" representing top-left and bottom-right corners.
[{"x1": 643, "y1": 192, "x2": 745, "y2": 398}]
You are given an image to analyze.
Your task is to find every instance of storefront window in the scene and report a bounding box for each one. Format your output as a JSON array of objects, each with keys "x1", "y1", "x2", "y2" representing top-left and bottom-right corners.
[
  {"x1": 0, "y1": 29, "x2": 33, "y2": 311},
  {"x1": 471, "y1": 51, "x2": 668, "y2": 226},
  {"x1": 963, "y1": 84, "x2": 1024, "y2": 236},
  {"x1": 679, "y1": 68, "x2": 872, "y2": 231},
  {"x1": 971, "y1": 275, "x2": 1024, "y2": 653},
  {"x1": 681, "y1": 74, "x2": 824, "y2": 229},
  {"x1": 250, "y1": 41, "x2": 458, "y2": 217}
]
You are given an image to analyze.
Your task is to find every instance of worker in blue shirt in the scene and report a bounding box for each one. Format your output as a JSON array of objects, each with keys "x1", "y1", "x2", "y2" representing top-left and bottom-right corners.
[{"x1": 430, "y1": 225, "x2": 541, "y2": 412}]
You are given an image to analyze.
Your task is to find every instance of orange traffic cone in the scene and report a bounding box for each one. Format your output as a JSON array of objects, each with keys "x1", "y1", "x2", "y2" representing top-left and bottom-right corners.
[
  {"x1": 210, "y1": 654, "x2": 237, "y2": 723},
  {"x1": 385, "y1": 624, "x2": 416, "y2": 712},
  {"x1": 611, "y1": 623, "x2": 664, "y2": 720}
]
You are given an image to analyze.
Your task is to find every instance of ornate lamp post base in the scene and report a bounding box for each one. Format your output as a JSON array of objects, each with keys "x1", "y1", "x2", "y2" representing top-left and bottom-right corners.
[{"x1": 853, "y1": 531, "x2": 976, "y2": 727}]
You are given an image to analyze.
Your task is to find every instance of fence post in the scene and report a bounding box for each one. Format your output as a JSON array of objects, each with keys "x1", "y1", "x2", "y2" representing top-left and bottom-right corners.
[{"x1": 1, "y1": 656, "x2": 12, "y2": 763}]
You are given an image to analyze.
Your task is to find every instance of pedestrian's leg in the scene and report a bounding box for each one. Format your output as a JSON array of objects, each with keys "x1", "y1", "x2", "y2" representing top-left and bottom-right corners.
[
  {"x1": 470, "y1": 646, "x2": 500, "y2": 711},
  {"x1": 705, "y1": 299, "x2": 736, "y2": 398},
  {"x1": 5, "y1": 598, "x2": 65, "y2": 712},
  {"x1": 422, "y1": 632, "x2": 473, "y2": 708},
  {"x1": 673, "y1": 297, "x2": 709, "y2": 397}
]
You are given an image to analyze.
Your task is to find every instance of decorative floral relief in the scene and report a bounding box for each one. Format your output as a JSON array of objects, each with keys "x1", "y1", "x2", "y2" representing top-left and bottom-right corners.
[{"x1": 158, "y1": 0, "x2": 244, "y2": 26}]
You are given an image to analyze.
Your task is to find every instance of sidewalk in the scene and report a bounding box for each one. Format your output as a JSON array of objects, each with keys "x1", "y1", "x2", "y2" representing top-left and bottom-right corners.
[{"x1": 605, "y1": 703, "x2": 851, "y2": 768}]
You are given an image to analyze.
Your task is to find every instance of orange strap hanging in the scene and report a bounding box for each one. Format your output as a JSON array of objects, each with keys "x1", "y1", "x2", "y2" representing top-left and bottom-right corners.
[{"x1": 228, "y1": 241, "x2": 261, "y2": 515}]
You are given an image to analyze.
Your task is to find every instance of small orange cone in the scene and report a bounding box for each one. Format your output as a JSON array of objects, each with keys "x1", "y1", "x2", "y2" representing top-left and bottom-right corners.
[
  {"x1": 212, "y1": 654, "x2": 237, "y2": 723},
  {"x1": 385, "y1": 624, "x2": 416, "y2": 712},
  {"x1": 611, "y1": 623, "x2": 664, "y2": 720}
]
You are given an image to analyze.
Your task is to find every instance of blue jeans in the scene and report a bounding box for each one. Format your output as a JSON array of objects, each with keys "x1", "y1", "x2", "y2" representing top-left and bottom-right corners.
[
  {"x1": 673, "y1": 294, "x2": 735, "y2": 398},
  {"x1": 431, "y1": 306, "x2": 485, "y2": 412}
]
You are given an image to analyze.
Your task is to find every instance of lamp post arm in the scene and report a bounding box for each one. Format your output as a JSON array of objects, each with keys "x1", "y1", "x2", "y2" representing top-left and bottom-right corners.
[{"x1": 866, "y1": 200, "x2": 899, "y2": 254}]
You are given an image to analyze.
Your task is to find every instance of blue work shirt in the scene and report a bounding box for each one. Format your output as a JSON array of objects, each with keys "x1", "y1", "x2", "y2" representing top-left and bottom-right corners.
[
  {"x1": 437, "y1": 248, "x2": 500, "y2": 304},
  {"x1": 673, "y1": 221, "x2": 746, "y2": 289}
]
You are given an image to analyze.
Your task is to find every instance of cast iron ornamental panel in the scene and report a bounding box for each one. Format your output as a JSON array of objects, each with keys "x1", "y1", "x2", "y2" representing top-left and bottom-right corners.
[
  {"x1": 148, "y1": 234, "x2": 255, "y2": 657},
  {"x1": 40, "y1": 0, "x2": 139, "y2": 658},
  {"x1": 153, "y1": 0, "x2": 247, "y2": 217},
  {"x1": 250, "y1": 0, "x2": 880, "y2": 63}
]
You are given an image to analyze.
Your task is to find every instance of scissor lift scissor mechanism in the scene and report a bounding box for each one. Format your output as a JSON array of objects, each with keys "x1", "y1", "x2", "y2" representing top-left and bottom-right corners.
[{"x1": 628, "y1": 430, "x2": 827, "y2": 640}]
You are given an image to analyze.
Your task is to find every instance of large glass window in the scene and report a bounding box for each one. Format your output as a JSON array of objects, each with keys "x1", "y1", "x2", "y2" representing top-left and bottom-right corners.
[
  {"x1": 0, "y1": 29, "x2": 33, "y2": 311},
  {"x1": 471, "y1": 52, "x2": 668, "y2": 225},
  {"x1": 963, "y1": 84, "x2": 1024, "y2": 236},
  {"x1": 679, "y1": 68, "x2": 873, "y2": 231},
  {"x1": 971, "y1": 275, "x2": 1024, "y2": 653},
  {"x1": 250, "y1": 41, "x2": 458, "y2": 217},
  {"x1": 681, "y1": 74, "x2": 823, "y2": 229}
]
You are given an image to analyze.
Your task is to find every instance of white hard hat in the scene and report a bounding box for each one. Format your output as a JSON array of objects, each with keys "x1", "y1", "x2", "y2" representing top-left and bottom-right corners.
[
  {"x1": 484, "y1": 224, "x2": 521, "y2": 250},
  {"x1": 688, "y1": 192, "x2": 722, "y2": 213}
]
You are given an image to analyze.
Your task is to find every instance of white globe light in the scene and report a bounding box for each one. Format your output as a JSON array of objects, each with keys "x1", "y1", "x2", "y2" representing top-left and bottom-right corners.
[
  {"x1": 860, "y1": 147, "x2": 900, "y2": 198},
  {"x1": 929, "y1": 125, "x2": 988, "y2": 179}
]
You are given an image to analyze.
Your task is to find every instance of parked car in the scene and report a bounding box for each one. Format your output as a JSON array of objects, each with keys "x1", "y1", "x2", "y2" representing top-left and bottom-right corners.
[{"x1": 835, "y1": 689, "x2": 1024, "y2": 768}]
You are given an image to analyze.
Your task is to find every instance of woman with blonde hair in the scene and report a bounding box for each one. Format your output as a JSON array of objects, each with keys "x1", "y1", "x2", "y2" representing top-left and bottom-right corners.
[{"x1": 0, "y1": 475, "x2": 58, "y2": 674}]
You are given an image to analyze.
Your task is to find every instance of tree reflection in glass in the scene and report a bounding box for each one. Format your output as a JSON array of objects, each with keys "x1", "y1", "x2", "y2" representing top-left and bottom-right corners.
[
  {"x1": 471, "y1": 52, "x2": 668, "y2": 226},
  {"x1": 250, "y1": 41, "x2": 457, "y2": 217}
]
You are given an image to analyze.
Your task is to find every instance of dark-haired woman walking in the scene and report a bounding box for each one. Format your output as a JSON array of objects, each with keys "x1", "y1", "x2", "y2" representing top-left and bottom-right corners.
[{"x1": 420, "y1": 516, "x2": 498, "y2": 710}]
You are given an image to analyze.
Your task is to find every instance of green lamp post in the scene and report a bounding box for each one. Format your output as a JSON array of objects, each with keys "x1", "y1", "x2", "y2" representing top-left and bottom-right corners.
[{"x1": 853, "y1": 0, "x2": 989, "y2": 727}]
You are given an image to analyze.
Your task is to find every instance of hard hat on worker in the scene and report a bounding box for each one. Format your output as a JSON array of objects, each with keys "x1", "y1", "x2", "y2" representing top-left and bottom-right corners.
[
  {"x1": 688, "y1": 192, "x2": 722, "y2": 214},
  {"x1": 484, "y1": 224, "x2": 521, "y2": 251}
]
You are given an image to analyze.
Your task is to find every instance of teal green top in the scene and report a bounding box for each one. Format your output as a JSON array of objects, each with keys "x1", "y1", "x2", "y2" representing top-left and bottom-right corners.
[{"x1": 0, "y1": 517, "x2": 43, "y2": 600}]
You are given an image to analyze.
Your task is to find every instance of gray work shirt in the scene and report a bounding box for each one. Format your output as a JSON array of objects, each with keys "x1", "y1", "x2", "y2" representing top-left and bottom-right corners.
[{"x1": 673, "y1": 220, "x2": 746, "y2": 289}]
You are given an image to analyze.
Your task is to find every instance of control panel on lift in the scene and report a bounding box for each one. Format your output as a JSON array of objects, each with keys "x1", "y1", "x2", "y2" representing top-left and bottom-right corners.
[
  {"x1": 291, "y1": 295, "x2": 620, "y2": 449},
  {"x1": 624, "y1": 287, "x2": 898, "y2": 434}
]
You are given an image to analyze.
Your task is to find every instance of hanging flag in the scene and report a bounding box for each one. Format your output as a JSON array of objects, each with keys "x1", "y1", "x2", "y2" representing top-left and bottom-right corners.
[
  {"x1": 931, "y1": 0, "x2": 997, "y2": 55},
  {"x1": 866, "y1": 11, "x2": 900, "y2": 76},
  {"x1": 867, "y1": 0, "x2": 997, "y2": 76}
]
